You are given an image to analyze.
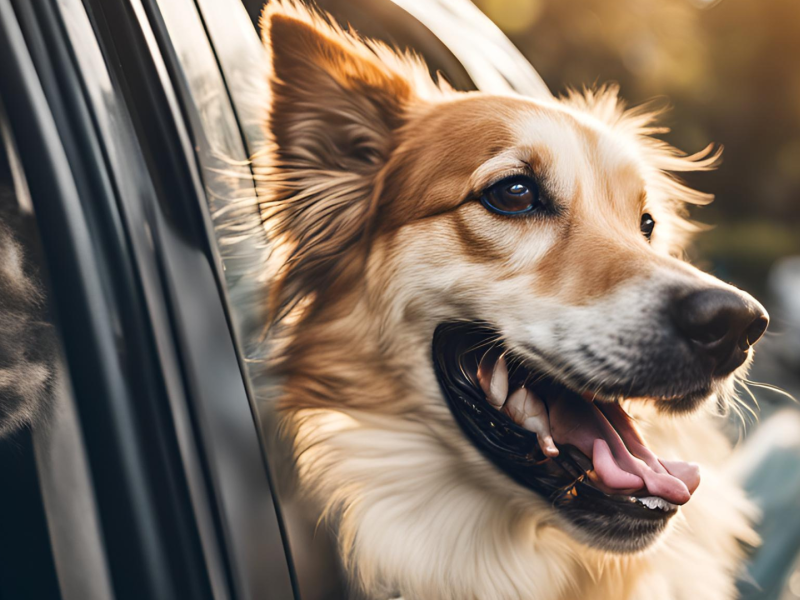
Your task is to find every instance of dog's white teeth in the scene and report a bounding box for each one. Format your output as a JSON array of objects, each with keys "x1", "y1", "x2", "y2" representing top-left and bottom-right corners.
[
  {"x1": 639, "y1": 497, "x2": 656, "y2": 510},
  {"x1": 478, "y1": 353, "x2": 508, "y2": 409},
  {"x1": 505, "y1": 387, "x2": 559, "y2": 458},
  {"x1": 637, "y1": 496, "x2": 678, "y2": 511}
]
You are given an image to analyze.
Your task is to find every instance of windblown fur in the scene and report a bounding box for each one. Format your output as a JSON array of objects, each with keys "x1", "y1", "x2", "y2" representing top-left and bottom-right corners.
[{"x1": 252, "y1": 2, "x2": 758, "y2": 598}]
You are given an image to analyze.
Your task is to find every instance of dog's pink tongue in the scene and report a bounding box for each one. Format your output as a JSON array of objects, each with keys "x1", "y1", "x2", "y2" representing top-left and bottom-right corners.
[{"x1": 548, "y1": 394, "x2": 699, "y2": 504}]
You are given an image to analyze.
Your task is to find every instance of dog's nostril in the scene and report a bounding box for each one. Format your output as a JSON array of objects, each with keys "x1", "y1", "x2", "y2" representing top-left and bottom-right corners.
[
  {"x1": 672, "y1": 288, "x2": 768, "y2": 373},
  {"x1": 739, "y1": 315, "x2": 769, "y2": 350}
]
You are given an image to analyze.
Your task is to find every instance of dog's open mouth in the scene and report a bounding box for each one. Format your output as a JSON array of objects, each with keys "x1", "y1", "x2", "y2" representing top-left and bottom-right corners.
[{"x1": 432, "y1": 322, "x2": 702, "y2": 552}]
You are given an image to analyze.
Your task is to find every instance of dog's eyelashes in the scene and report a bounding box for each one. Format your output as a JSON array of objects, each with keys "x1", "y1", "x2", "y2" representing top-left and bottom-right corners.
[
  {"x1": 640, "y1": 213, "x2": 655, "y2": 241},
  {"x1": 480, "y1": 176, "x2": 541, "y2": 216}
]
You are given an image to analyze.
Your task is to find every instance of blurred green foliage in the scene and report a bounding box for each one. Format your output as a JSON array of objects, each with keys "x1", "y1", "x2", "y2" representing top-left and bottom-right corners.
[{"x1": 475, "y1": 0, "x2": 800, "y2": 294}]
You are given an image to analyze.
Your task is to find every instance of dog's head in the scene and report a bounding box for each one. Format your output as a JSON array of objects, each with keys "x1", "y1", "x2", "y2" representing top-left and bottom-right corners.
[{"x1": 259, "y1": 1, "x2": 767, "y2": 554}]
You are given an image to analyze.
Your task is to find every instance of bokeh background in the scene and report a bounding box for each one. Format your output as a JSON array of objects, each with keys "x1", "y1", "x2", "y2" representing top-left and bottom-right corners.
[{"x1": 242, "y1": 0, "x2": 800, "y2": 597}]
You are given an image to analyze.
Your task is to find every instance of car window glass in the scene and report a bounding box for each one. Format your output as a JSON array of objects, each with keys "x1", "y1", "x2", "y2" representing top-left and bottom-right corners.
[{"x1": 158, "y1": 0, "x2": 268, "y2": 343}]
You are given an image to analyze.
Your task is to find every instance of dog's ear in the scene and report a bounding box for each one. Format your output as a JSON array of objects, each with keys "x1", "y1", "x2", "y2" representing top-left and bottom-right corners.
[{"x1": 259, "y1": 1, "x2": 430, "y2": 321}]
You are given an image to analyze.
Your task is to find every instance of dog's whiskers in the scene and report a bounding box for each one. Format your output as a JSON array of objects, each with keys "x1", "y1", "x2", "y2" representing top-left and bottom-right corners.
[{"x1": 740, "y1": 378, "x2": 797, "y2": 403}]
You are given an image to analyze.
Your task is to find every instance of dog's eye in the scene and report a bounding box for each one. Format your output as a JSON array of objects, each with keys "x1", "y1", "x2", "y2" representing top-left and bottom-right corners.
[
  {"x1": 640, "y1": 213, "x2": 655, "y2": 241},
  {"x1": 481, "y1": 176, "x2": 541, "y2": 216}
]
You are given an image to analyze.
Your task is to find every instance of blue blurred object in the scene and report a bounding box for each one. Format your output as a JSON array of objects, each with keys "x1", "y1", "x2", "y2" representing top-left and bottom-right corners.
[
  {"x1": 768, "y1": 257, "x2": 800, "y2": 373},
  {"x1": 737, "y1": 409, "x2": 800, "y2": 599},
  {"x1": 738, "y1": 256, "x2": 800, "y2": 599}
]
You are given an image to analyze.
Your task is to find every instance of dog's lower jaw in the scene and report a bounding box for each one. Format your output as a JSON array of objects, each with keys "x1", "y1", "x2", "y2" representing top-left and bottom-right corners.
[
  {"x1": 555, "y1": 507, "x2": 671, "y2": 555},
  {"x1": 276, "y1": 384, "x2": 756, "y2": 600},
  {"x1": 265, "y1": 298, "x2": 752, "y2": 599}
]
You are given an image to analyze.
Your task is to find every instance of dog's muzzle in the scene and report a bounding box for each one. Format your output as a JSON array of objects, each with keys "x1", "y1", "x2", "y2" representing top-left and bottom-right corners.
[{"x1": 432, "y1": 322, "x2": 705, "y2": 553}]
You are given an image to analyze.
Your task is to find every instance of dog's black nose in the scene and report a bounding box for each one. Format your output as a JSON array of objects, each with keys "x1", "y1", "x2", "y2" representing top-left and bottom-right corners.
[{"x1": 672, "y1": 288, "x2": 769, "y2": 375}]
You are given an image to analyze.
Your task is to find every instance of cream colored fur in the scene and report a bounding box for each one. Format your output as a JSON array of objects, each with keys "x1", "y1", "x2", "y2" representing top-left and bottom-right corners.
[{"x1": 253, "y1": 2, "x2": 759, "y2": 598}]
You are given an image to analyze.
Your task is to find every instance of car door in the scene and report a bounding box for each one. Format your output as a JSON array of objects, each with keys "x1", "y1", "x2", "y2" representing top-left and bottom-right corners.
[{"x1": 0, "y1": 0, "x2": 295, "y2": 598}]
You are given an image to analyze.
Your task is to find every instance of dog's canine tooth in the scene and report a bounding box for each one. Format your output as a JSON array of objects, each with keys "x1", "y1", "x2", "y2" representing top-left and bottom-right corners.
[
  {"x1": 478, "y1": 353, "x2": 508, "y2": 409},
  {"x1": 505, "y1": 387, "x2": 559, "y2": 457}
]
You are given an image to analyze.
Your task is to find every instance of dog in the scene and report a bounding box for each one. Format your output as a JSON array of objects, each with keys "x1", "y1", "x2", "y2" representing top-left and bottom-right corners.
[{"x1": 254, "y1": 2, "x2": 767, "y2": 598}]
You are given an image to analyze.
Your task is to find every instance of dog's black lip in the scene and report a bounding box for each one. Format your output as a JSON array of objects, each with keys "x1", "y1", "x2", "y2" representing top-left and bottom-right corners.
[{"x1": 432, "y1": 321, "x2": 681, "y2": 549}]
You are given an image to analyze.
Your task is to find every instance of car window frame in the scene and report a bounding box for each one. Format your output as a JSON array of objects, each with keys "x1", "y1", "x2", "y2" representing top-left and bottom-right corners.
[{"x1": 0, "y1": 0, "x2": 296, "y2": 598}]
